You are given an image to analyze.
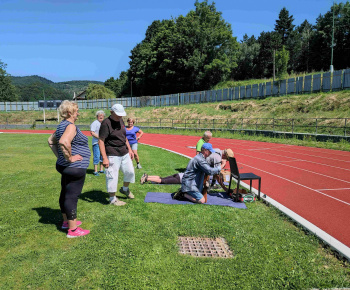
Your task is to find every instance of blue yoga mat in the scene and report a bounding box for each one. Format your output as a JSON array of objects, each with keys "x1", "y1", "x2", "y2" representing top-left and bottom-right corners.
[{"x1": 144, "y1": 192, "x2": 247, "y2": 209}]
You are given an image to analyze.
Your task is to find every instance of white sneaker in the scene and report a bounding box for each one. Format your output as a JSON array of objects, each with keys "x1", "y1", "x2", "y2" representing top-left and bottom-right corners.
[
  {"x1": 136, "y1": 163, "x2": 142, "y2": 169},
  {"x1": 110, "y1": 198, "x2": 126, "y2": 206}
]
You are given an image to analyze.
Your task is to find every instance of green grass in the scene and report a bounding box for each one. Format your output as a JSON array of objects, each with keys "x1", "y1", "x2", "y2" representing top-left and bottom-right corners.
[{"x1": 1, "y1": 134, "x2": 349, "y2": 289}]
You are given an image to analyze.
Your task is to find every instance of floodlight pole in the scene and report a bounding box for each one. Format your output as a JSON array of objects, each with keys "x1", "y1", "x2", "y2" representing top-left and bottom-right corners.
[
  {"x1": 43, "y1": 89, "x2": 46, "y2": 124},
  {"x1": 330, "y1": 0, "x2": 335, "y2": 72}
]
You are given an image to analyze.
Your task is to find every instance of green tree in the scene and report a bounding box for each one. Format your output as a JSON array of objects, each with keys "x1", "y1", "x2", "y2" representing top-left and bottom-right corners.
[
  {"x1": 275, "y1": 7, "x2": 295, "y2": 45},
  {"x1": 275, "y1": 46, "x2": 290, "y2": 79},
  {"x1": 310, "y1": 1, "x2": 350, "y2": 71},
  {"x1": 86, "y1": 84, "x2": 115, "y2": 99},
  {"x1": 234, "y1": 34, "x2": 260, "y2": 80},
  {"x1": 126, "y1": 0, "x2": 239, "y2": 96},
  {"x1": 0, "y1": 60, "x2": 18, "y2": 102}
]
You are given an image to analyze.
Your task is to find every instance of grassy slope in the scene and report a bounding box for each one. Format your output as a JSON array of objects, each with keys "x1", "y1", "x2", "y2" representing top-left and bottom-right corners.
[
  {"x1": 0, "y1": 134, "x2": 349, "y2": 289},
  {"x1": 1, "y1": 90, "x2": 349, "y2": 123}
]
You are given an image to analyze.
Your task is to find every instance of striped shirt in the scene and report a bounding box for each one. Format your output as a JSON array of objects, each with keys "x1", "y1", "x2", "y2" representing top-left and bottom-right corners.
[{"x1": 56, "y1": 120, "x2": 91, "y2": 169}]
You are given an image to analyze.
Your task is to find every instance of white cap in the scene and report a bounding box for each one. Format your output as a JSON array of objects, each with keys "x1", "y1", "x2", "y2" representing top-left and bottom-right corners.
[{"x1": 111, "y1": 104, "x2": 126, "y2": 116}]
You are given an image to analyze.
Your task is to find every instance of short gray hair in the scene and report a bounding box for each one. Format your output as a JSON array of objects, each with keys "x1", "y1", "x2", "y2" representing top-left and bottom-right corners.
[
  {"x1": 203, "y1": 131, "x2": 212, "y2": 138},
  {"x1": 96, "y1": 110, "x2": 105, "y2": 117}
]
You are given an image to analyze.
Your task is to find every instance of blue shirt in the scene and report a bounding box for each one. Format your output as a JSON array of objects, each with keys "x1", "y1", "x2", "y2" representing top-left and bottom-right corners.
[
  {"x1": 56, "y1": 120, "x2": 91, "y2": 169},
  {"x1": 181, "y1": 153, "x2": 221, "y2": 193},
  {"x1": 125, "y1": 126, "x2": 140, "y2": 145}
]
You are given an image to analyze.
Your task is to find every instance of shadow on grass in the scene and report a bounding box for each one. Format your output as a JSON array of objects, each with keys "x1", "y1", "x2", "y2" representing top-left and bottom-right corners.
[
  {"x1": 79, "y1": 190, "x2": 110, "y2": 204},
  {"x1": 174, "y1": 168, "x2": 186, "y2": 172},
  {"x1": 32, "y1": 207, "x2": 63, "y2": 231}
]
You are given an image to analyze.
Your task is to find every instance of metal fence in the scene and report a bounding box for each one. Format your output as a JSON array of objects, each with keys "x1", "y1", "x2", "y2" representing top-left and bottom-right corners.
[
  {"x1": 1, "y1": 69, "x2": 350, "y2": 111},
  {"x1": 133, "y1": 117, "x2": 350, "y2": 137}
]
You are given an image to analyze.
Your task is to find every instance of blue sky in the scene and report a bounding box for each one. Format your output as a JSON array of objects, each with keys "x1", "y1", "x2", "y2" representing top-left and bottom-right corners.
[{"x1": 1, "y1": 0, "x2": 334, "y2": 83}]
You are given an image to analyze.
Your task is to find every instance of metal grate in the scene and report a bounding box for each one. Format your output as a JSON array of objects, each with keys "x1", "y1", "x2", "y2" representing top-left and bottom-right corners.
[{"x1": 178, "y1": 236, "x2": 233, "y2": 258}]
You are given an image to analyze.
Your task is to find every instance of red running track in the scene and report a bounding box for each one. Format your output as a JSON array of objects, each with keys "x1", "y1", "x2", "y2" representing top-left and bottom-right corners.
[{"x1": 2, "y1": 129, "x2": 350, "y2": 257}]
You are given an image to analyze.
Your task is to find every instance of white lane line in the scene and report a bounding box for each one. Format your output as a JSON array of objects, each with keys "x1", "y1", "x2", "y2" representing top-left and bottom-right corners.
[
  {"x1": 251, "y1": 150, "x2": 350, "y2": 171},
  {"x1": 239, "y1": 153, "x2": 350, "y2": 185},
  {"x1": 270, "y1": 148, "x2": 350, "y2": 163},
  {"x1": 239, "y1": 162, "x2": 350, "y2": 206},
  {"x1": 317, "y1": 188, "x2": 350, "y2": 191}
]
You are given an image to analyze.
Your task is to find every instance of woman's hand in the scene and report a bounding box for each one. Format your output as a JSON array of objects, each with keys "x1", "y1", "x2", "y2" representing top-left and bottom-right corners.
[{"x1": 69, "y1": 154, "x2": 83, "y2": 163}]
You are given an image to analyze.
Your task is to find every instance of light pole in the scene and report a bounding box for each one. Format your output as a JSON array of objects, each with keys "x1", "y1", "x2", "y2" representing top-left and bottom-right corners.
[
  {"x1": 330, "y1": 0, "x2": 335, "y2": 72},
  {"x1": 130, "y1": 77, "x2": 133, "y2": 107}
]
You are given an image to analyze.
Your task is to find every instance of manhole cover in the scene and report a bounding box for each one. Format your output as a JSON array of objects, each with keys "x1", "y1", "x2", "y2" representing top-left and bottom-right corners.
[{"x1": 178, "y1": 236, "x2": 233, "y2": 258}]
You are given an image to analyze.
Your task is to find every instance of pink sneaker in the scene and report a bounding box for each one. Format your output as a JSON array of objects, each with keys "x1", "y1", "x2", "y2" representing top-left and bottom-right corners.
[
  {"x1": 62, "y1": 220, "x2": 82, "y2": 229},
  {"x1": 67, "y1": 227, "x2": 90, "y2": 238}
]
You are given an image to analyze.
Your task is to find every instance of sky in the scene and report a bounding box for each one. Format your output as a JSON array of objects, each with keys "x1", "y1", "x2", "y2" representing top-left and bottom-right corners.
[{"x1": 1, "y1": 0, "x2": 335, "y2": 83}]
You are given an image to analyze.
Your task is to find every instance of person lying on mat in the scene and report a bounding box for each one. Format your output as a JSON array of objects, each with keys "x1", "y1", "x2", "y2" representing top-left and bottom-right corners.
[
  {"x1": 140, "y1": 148, "x2": 234, "y2": 191},
  {"x1": 206, "y1": 148, "x2": 234, "y2": 192},
  {"x1": 173, "y1": 143, "x2": 221, "y2": 204},
  {"x1": 140, "y1": 172, "x2": 184, "y2": 185}
]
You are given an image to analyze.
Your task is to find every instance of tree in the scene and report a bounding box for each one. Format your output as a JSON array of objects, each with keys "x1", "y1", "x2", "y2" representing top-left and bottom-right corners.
[
  {"x1": 275, "y1": 7, "x2": 295, "y2": 45},
  {"x1": 275, "y1": 46, "x2": 290, "y2": 79},
  {"x1": 234, "y1": 34, "x2": 260, "y2": 80},
  {"x1": 0, "y1": 60, "x2": 18, "y2": 102},
  {"x1": 256, "y1": 31, "x2": 282, "y2": 79},
  {"x1": 104, "y1": 71, "x2": 128, "y2": 97},
  {"x1": 126, "y1": 0, "x2": 239, "y2": 96},
  {"x1": 310, "y1": 2, "x2": 350, "y2": 71},
  {"x1": 86, "y1": 84, "x2": 115, "y2": 99}
]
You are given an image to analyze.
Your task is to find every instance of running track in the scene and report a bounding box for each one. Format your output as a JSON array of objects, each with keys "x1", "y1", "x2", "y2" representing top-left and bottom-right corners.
[{"x1": 2, "y1": 129, "x2": 350, "y2": 259}]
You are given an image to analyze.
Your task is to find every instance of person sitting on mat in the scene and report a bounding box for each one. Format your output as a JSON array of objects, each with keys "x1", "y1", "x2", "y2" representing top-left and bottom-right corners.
[
  {"x1": 140, "y1": 172, "x2": 184, "y2": 185},
  {"x1": 196, "y1": 131, "x2": 212, "y2": 155},
  {"x1": 173, "y1": 143, "x2": 221, "y2": 204}
]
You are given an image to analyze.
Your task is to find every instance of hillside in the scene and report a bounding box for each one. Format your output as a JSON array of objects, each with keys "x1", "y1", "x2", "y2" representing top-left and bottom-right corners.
[{"x1": 52, "y1": 80, "x2": 103, "y2": 97}]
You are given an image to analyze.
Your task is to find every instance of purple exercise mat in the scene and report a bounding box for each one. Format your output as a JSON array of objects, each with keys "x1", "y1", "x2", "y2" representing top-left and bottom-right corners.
[{"x1": 144, "y1": 192, "x2": 247, "y2": 208}]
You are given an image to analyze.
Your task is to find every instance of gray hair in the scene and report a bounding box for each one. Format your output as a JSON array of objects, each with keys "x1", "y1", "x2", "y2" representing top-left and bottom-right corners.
[
  {"x1": 203, "y1": 131, "x2": 212, "y2": 138},
  {"x1": 96, "y1": 110, "x2": 105, "y2": 117}
]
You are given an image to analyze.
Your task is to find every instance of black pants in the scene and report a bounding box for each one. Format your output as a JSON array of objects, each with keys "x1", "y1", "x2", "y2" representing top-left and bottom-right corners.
[
  {"x1": 160, "y1": 173, "x2": 181, "y2": 184},
  {"x1": 56, "y1": 164, "x2": 86, "y2": 220}
]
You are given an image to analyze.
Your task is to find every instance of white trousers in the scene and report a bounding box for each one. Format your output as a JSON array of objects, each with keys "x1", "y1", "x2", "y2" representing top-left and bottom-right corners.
[{"x1": 106, "y1": 154, "x2": 135, "y2": 193}]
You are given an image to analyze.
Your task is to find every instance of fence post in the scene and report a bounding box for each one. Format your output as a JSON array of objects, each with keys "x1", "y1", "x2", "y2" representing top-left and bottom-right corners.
[
  {"x1": 212, "y1": 119, "x2": 215, "y2": 130},
  {"x1": 160, "y1": 119, "x2": 161, "y2": 128},
  {"x1": 273, "y1": 118, "x2": 275, "y2": 133},
  {"x1": 255, "y1": 119, "x2": 258, "y2": 132},
  {"x1": 241, "y1": 118, "x2": 243, "y2": 130},
  {"x1": 292, "y1": 119, "x2": 294, "y2": 134},
  {"x1": 315, "y1": 118, "x2": 318, "y2": 134},
  {"x1": 185, "y1": 119, "x2": 186, "y2": 129},
  {"x1": 344, "y1": 118, "x2": 347, "y2": 137},
  {"x1": 198, "y1": 119, "x2": 200, "y2": 129},
  {"x1": 172, "y1": 119, "x2": 174, "y2": 128},
  {"x1": 345, "y1": 118, "x2": 347, "y2": 136}
]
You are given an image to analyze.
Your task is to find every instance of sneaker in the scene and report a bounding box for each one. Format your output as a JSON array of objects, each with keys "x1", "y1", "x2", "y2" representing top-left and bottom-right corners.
[
  {"x1": 62, "y1": 220, "x2": 82, "y2": 229},
  {"x1": 140, "y1": 173, "x2": 148, "y2": 185},
  {"x1": 119, "y1": 187, "x2": 135, "y2": 199},
  {"x1": 67, "y1": 227, "x2": 90, "y2": 238},
  {"x1": 173, "y1": 189, "x2": 186, "y2": 201},
  {"x1": 110, "y1": 198, "x2": 126, "y2": 206},
  {"x1": 136, "y1": 163, "x2": 142, "y2": 169},
  {"x1": 98, "y1": 170, "x2": 105, "y2": 174},
  {"x1": 93, "y1": 172, "x2": 99, "y2": 176}
]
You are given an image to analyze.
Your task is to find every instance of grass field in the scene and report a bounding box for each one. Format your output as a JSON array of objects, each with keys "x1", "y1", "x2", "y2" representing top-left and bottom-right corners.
[{"x1": 1, "y1": 134, "x2": 350, "y2": 289}]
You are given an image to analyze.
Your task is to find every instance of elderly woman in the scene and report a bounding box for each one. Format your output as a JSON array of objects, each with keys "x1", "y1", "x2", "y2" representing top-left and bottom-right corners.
[
  {"x1": 90, "y1": 110, "x2": 105, "y2": 176},
  {"x1": 125, "y1": 118, "x2": 144, "y2": 169},
  {"x1": 48, "y1": 100, "x2": 91, "y2": 238}
]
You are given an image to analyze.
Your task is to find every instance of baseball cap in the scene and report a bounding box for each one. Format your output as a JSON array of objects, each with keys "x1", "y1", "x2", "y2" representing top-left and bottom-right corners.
[
  {"x1": 201, "y1": 143, "x2": 215, "y2": 153},
  {"x1": 111, "y1": 104, "x2": 126, "y2": 116}
]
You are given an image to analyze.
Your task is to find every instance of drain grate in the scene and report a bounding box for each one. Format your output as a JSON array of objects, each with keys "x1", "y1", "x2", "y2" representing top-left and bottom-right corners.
[{"x1": 178, "y1": 236, "x2": 233, "y2": 258}]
